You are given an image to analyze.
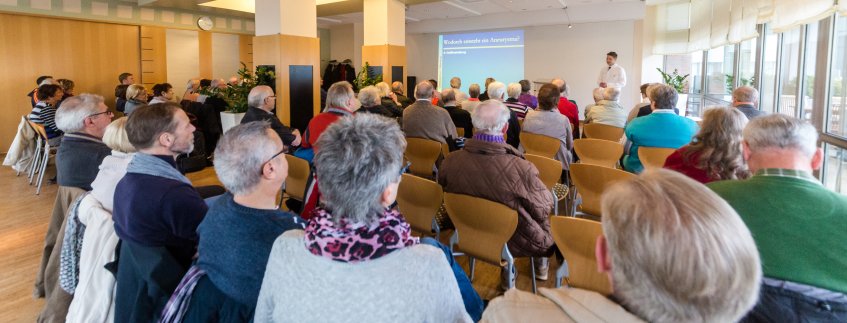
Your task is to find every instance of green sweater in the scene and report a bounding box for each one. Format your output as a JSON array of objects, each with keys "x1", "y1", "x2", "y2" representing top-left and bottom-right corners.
[{"x1": 708, "y1": 170, "x2": 847, "y2": 294}]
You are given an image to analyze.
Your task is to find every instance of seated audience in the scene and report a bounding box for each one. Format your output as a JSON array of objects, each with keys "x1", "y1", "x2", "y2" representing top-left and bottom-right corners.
[
  {"x1": 255, "y1": 114, "x2": 473, "y2": 322},
  {"x1": 483, "y1": 170, "x2": 762, "y2": 322},
  {"x1": 461, "y1": 83, "x2": 482, "y2": 114},
  {"x1": 175, "y1": 122, "x2": 306, "y2": 321},
  {"x1": 634, "y1": 83, "x2": 680, "y2": 119},
  {"x1": 518, "y1": 79, "x2": 538, "y2": 109},
  {"x1": 626, "y1": 83, "x2": 653, "y2": 124},
  {"x1": 182, "y1": 78, "x2": 201, "y2": 102},
  {"x1": 28, "y1": 75, "x2": 54, "y2": 107},
  {"x1": 118, "y1": 72, "x2": 134, "y2": 86},
  {"x1": 113, "y1": 102, "x2": 208, "y2": 322},
  {"x1": 301, "y1": 81, "x2": 357, "y2": 150},
  {"x1": 428, "y1": 79, "x2": 442, "y2": 106},
  {"x1": 664, "y1": 107, "x2": 749, "y2": 184},
  {"x1": 242, "y1": 85, "x2": 302, "y2": 150},
  {"x1": 402, "y1": 81, "x2": 457, "y2": 144},
  {"x1": 441, "y1": 89, "x2": 473, "y2": 138},
  {"x1": 375, "y1": 82, "x2": 403, "y2": 118},
  {"x1": 438, "y1": 100, "x2": 554, "y2": 287},
  {"x1": 357, "y1": 85, "x2": 394, "y2": 118},
  {"x1": 149, "y1": 83, "x2": 174, "y2": 104},
  {"x1": 709, "y1": 114, "x2": 847, "y2": 322},
  {"x1": 521, "y1": 84, "x2": 573, "y2": 170},
  {"x1": 551, "y1": 78, "x2": 580, "y2": 140},
  {"x1": 486, "y1": 81, "x2": 522, "y2": 149},
  {"x1": 66, "y1": 116, "x2": 134, "y2": 323},
  {"x1": 504, "y1": 82, "x2": 531, "y2": 119},
  {"x1": 732, "y1": 86, "x2": 767, "y2": 120},
  {"x1": 478, "y1": 77, "x2": 495, "y2": 101},
  {"x1": 623, "y1": 84, "x2": 698, "y2": 173},
  {"x1": 450, "y1": 76, "x2": 469, "y2": 103},
  {"x1": 114, "y1": 84, "x2": 129, "y2": 114},
  {"x1": 29, "y1": 84, "x2": 66, "y2": 146},
  {"x1": 391, "y1": 81, "x2": 412, "y2": 108},
  {"x1": 35, "y1": 94, "x2": 113, "y2": 322},
  {"x1": 585, "y1": 87, "x2": 627, "y2": 128},
  {"x1": 56, "y1": 78, "x2": 75, "y2": 107},
  {"x1": 123, "y1": 84, "x2": 148, "y2": 116}
]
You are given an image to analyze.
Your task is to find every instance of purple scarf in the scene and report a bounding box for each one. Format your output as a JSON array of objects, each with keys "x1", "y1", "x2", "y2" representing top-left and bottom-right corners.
[{"x1": 304, "y1": 207, "x2": 419, "y2": 263}]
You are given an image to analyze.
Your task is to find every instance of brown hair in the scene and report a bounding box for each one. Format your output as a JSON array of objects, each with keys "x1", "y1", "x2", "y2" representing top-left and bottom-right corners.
[
  {"x1": 126, "y1": 102, "x2": 181, "y2": 150},
  {"x1": 37, "y1": 84, "x2": 62, "y2": 100},
  {"x1": 536, "y1": 83, "x2": 560, "y2": 111},
  {"x1": 683, "y1": 107, "x2": 750, "y2": 181}
]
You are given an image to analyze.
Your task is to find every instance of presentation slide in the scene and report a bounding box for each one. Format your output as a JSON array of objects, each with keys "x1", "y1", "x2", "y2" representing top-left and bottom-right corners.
[{"x1": 438, "y1": 30, "x2": 525, "y2": 95}]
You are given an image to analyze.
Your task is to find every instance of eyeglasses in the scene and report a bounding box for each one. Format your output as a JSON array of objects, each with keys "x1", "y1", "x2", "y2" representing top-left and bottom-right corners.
[
  {"x1": 88, "y1": 111, "x2": 113, "y2": 119},
  {"x1": 261, "y1": 148, "x2": 286, "y2": 174}
]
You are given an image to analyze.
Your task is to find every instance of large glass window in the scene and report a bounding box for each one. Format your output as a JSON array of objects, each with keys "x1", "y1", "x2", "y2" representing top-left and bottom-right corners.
[
  {"x1": 778, "y1": 27, "x2": 802, "y2": 117},
  {"x1": 823, "y1": 143, "x2": 847, "y2": 193},
  {"x1": 829, "y1": 16, "x2": 847, "y2": 138},
  {"x1": 705, "y1": 45, "x2": 734, "y2": 100},
  {"x1": 761, "y1": 26, "x2": 779, "y2": 114},
  {"x1": 738, "y1": 38, "x2": 758, "y2": 89}
]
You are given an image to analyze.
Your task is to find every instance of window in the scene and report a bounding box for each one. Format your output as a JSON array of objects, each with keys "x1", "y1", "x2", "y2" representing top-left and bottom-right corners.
[
  {"x1": 761, "y1": 26, "x2": 779, "y2": 114},
  {"x1": 738, "y1": 38, "x2": 758, "y2": 89},
  {"x1": 705, "y1": 45, "x2": 734, "y2": 100},
  {"x1": 778, "y1": 27, "x2": 802, "y2": 117},
  {"x1": 828, "y1": 15, "x2": 847, "y2": 138},
  {"x1": 802, "y1": 23, "x2": 819, "y2": 121},
  {"x1": 823, "y1": 143, "x2": 847, "y2": 193}
]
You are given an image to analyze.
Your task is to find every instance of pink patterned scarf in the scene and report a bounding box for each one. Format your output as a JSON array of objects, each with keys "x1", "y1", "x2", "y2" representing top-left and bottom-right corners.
[{"x1": 304, "y1": 207, "x2": 419, "y2": 263}]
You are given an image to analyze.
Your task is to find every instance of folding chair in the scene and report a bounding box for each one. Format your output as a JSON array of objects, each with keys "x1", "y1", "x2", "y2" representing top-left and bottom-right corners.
[
  {"x1": 550, "y1": 216, "x2": 612, "y2": 295},
  {"x1": 582, "y1": 123, "x2": 624, "y2": 142},
  {"x1": 396, "y1": 174, "x2": 443, "y2": 237}
]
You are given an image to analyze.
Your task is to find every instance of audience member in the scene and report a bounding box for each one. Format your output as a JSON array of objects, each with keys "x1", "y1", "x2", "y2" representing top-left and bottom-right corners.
[
  {"x1": 518, "y1": 79, "x2": 537, "y2": 109},
  {"x1": 391, "y1": 81, "x2": 412, "y2": 108},
  {"x1": 402, "y1": 81, "x2": 457, "y2": 144},
  {"x1": 242, "y1": 85, "x2": 302, "y2": 150},
  {"x1": 123, "y1": 84, "x2": 148, "y2": 116},
  {"x1": 255, "y1": 114, "x2": 474, "y2": 322},
  {"x1": 301, "y1": 81, "x2": 357, "y2": 150},
  {"x1": 118, "y1": 72, "x2": 134, "y2": 85},
  {"x1": 521, "y1": 84, "x2": 573, "y2": 170},
  {"x1": 450, "y1": 76, "x2": 469, "y2": 103},
  {"x1": 113, "y1": 103, "x2": 208, "y2": 322},
  {"x1": 585, "y1": 87, "x2": 627, "y2": 128},
  {"x1": 626, "y1": 83, "x2": 653, "y2": 124},
  {"x1": 484, "y1": 170, "x2": 762, "y2": 322},
  {"x1": 29, "y1": 84, "x2": 66, "y2": 146},
  {"x1": 709, "y1": 114, "x2": 847, "y2": 322},
  {"x1": 376, "y1": 82, "x2": 403, "y2": 117},
  {"x1": 461, "y1": 83, "x2": 482, "y2": 113},
  {"x1": 478, "y1": 77, "x2": 495, "y2": 101},
  {"x1": 664, "y1": 107, "x2": 749, "y2": 183},
  {"x1": 35, "y1": 94, "x2": 113, "y2": 322},
  {"x1": 623, "y1": 84, "x2": 698, "y2": 173},
  {"x1": 89, "y1": 117, "x2": 136, "y2": 211},
  {"x1": 504, "y1": 82, "x2": 531, "y2": 119},
  {"x1": 114, "y1": 84, "x2": 129, "y2": 114},
  {"x1": 428, "y1": 79, "x2": 442, "y2": 106},
  {"x1": 551, "y1": 78, "x2": 580, "y2": 139},
  {"x1": 177, "y1": 122, "x2": 306, "y2": 321},
  {"x1": 56, "y1": 78, "x2": 75, "y2": 107},
  {"x1": 634, "y1": 83, "x2": 680, "y2": 119},
  {"x1": 228, "y1": 76, "x2": 240, "y2": 87},
  {"x1": 149, "y1": 83, "x2": 174, "y2": 104},
  {"x1": 732, "y1": 86, "x2": 767, "y2": 120},
  {"x1": 438, "y1": 100, "x2": 554, "y2": 287},
  {"x1": 441, "y1": 88, "x2": 473, "y2": 138},
  {"x1": 182, "y1": 78, "x2": 201, "y2": 102},
  {"x1": 357, "y1": 85, "x2": 394, "y2": 118},
  {"x1": 486, "y1": 81, "x2": 522, "y2": 148},
  {"x1": 28, "y1": 75, "x2": 54, "y2": 107}
]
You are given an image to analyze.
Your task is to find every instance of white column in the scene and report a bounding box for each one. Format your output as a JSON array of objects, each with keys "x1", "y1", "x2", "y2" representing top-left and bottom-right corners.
[
  {"x1": 363, "y1": 0, "x2": 405, "y2": 46},
  {"x1": 255, "y1": 0, "x2": 317, "y2": 37}
]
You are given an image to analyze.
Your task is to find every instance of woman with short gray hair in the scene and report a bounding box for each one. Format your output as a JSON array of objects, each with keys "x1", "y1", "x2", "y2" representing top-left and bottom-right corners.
[
  {"x1": 255, "y1": 114, "x2": 479, "y2": 322},
  {"x1": 504, "y1": 82, "x2": 530, "y2": 119},
  {"x1": 356, "y1": 85, "x2": 393, "y2": 118}
]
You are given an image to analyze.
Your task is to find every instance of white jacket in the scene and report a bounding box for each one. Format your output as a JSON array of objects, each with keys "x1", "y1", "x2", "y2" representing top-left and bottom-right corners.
[
  {"x1": 66, "y1": 196, "x2": 119, "y2": 323},
  {"x1": 598, "y1": 64, "x2": 627, "y2": 89},
  {"x1": 3, "y1": 116, "x2": 37, "y2": 172}
]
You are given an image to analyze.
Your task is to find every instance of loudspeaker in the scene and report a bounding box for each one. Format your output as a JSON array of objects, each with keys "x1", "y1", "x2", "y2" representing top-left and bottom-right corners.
[
  {"x1": 289, "y1": 65, "x2": 314, "y2": 133},
  {"x1": 406, "y1": 76, "x2": 416, "y2": 96}
]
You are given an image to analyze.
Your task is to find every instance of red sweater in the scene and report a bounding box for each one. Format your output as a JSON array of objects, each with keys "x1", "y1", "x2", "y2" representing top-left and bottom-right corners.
[
  {"x1": 663, "y1": 146, "x2": 713, "y2": 184},
  {"x1": 301, "y1": 107, "x2": 353, "y2": 149}
]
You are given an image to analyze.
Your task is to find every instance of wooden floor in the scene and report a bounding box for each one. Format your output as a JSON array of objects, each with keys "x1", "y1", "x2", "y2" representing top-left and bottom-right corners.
[{"x1": 0, "y1": 164, "x2": 559, "y2": 321}]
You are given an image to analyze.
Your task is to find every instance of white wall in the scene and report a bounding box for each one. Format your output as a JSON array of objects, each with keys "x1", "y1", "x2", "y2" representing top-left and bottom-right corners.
[
  {"x1": 166, "y1": 29, "x2": 200, "y2": 86},
  {"x1": 211, "y1": 33, "x2": 241, "y2": 80},
  {"x1": 329, "y1": 23, "x2": 363, "y2": 74},
  {"x1": 406, "y1": 21, "x2": 643, "y2": 119}
]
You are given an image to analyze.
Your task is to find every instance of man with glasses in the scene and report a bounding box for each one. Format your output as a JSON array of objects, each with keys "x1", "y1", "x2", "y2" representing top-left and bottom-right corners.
[
  {"x1": 34, "y1": 93, "x2": 113, "y2": 322},
  {"x1": 241, "y1": 85, "x2": 301, "y2": 151}
]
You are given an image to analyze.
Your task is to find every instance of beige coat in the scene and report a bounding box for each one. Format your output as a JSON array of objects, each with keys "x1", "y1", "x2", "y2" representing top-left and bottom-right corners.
[
  {"x1": 3, "y1": 116, "x2": 37, "y2": 173},
  {"x1": 482, "y1": 287, "x2": 645, "y2": 323}
]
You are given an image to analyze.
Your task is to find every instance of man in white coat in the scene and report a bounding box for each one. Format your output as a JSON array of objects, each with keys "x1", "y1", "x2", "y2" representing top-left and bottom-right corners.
[{"x1": 598, "y1": 51, "x2": 627, "y2": 89}]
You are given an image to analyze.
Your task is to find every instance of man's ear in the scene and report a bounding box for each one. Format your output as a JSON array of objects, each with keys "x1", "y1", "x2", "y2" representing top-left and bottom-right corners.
[
  {"x1": 811, "y1": 147, "x2": 824, "y2": 170},
  {"x1": 158, "y1": 132, "x2": 173, "y2": 148},
  {"x1": 742, "y1": 141, "x2": 752, "y2": 162},
  {"x1": 595, "y1": 235, "x2": 611, "y2": 273}
]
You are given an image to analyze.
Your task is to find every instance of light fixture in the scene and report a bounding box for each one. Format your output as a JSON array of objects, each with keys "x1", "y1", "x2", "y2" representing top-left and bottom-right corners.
[
  {"x1": 561, "y1": 2, "x2": 573, "y2": 30},
  {"x1": 198, "y1": 0, "x2": 348, "y2": 14}
]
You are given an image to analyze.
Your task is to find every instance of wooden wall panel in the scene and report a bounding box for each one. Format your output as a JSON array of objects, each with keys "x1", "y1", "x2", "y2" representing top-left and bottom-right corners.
[
  {"x1": 140, "y1": 26, "x2": 166, "y2": 89},
  {"x1": 361, "y1": 45, "x2": 406, "y2": 86},
  {"x1": 239, "y1": 35, "x2": 254, "y2": 71},
  {"x1": 0, "y1": 13, "x2": 140, "y2": 152},
  {"x1": 253, "y1": 34, "x2": 321, "y2": 125},
  {"x1": 198, "y1": 31, "x2": 213, "y2": 79}
]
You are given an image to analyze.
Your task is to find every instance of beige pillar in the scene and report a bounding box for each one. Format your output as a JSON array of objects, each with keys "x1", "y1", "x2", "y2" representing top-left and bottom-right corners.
[{"x1": 362, "y1": 0, "x2": 407, "y2": 86}]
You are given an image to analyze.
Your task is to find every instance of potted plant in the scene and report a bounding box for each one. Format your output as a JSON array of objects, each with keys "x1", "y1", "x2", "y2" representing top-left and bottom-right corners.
[
  {"x1": 657, "y1": 68, "x2": 689, "y2": 116},
  {"x1": 353, "y1": 61, "x2": 383, "y2": 90},
  {"x1": 214, "y1": 62, "x2": 276, "y2": 133}
]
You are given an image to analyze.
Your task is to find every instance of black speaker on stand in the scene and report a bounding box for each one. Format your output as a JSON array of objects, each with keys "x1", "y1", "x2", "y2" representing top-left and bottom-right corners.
[{"x1": 406, "y1": 76, "x2": 416, "y2": 97}]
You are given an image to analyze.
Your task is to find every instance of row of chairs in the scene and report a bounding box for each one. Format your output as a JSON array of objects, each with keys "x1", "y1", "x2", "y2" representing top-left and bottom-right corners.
[{"x1": 15, "y1": 116, "x2": 55, "y2": 195}]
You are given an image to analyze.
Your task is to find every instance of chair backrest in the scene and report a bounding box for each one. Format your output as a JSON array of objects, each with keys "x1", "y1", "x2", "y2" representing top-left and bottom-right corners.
[
  {"x1": 573, "y1": 139, "x2": 624, "y2": 169},
  {"x1": 405, "y1": 137, "x2": 442, "y2": 178},
  {"x1": 570, "y1": 163, "x2": 636, "y2": 216},
  {"x1": 550, "y1": 216, "x2": 612, "y2": 295},
  {"x1": 396, "y1": 174, "x2": 443, "y2": 235},
  {"x1": 638, "y1": 147, "x2": 677, "y2": 170},
  {"x1": 519, "y1": 132, "x2": 560, "y2": 159},
  {"x1": 457, "y1": 128, "x2": 465, "y2": 138},
  {"x1": 583, "y1": 123, "x2": 624, "y2": 142},
  {"x1": 444, "y1": 193, "x2": 518, "y2": 266},
  {"x1": 283, "y1": 154, "x2": 311, "y2": 201},
  {"x1": 524, "y1": 154, "x2": 561, "y2": 190},
  {"x1": 28, "y1": 120, "x2": 48, "y2": 140}
]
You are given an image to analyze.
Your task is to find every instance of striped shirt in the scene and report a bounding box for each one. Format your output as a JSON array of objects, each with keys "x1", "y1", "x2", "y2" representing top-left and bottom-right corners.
[
  {"x1": 755, "y1": 168, "x2": 821, "y2": 185},
  {"x1": 504, "y1": 98, "x2": 530, "y2": 119},
  {"x1": 29, "y1": 102, "x2": 63, "y2": 138}
]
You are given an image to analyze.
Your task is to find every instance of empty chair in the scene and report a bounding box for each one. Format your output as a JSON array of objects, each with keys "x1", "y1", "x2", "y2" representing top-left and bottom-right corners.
[
  {"x1": 573, "y1": 139, "x2": 624, "y2": 169},
  {"x1": 519, "y1": 132, "x2": 560, "y2": 159},
  {"x1": 638, "y1": 147, "x2": 676, "y2": 171},
  {"x1": 405, "y1": 137, "x2": 442, "y2": 179},
  {"x1": 445, "y1": 193, "x2": 538, "y2": 293},
  {"x1": 550, "y1": 216, "x2": 612, "y2": 295},
  {"x1": 283, "y1": 154, "x2": 310, "y2": 202},
  {"x1": 524, "y1": 154, "x2": 568, "y2": 215},
  {"x1": 396, "y1": 173, "x2": 443, "y2": 237},
  {"x1": 582, "y1": 123, "x2": 624, "y2": 142},
  {"x1": 569, "y1": 163, "x2": 636, "y2": 217}
]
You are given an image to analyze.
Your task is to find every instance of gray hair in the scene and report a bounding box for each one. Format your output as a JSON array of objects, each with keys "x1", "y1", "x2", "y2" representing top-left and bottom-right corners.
[
  {"x1": 592, "y1": 88, "x2": 605, "y2": 102},
  {"x1": 506, "y1": 83, "x2": 521, "y2": 99},
  {"x1": 55, "y1": 93, "x2": 104, "y2": 133},
  {"x1": 441, "y1": 88, "x2": 456, "y2": 104},
  {"x1": 450, "y1": 77, "x2": 461, "y2": 89},
  {"x1": 472, "y1": 100, "x2": 511, "y2": 135},
  {"x1": 214, "y1": 121, "x2": 278, "y2": 195},
  {"x1": 391, "y1": 81, "x2": 404, "y2": 93},
  {"x1": 376, "y1": 82, "x2": 392, "y2": 97},
  {"x1": 603, "y1": 87, "x2": 621, "y2": 101},
  {"x1": 602, "y1": 169, "x2": 761, "y2": 322},
  {"x1": 732, "y1": 86, "x2": 759, "y2": 104},
  {"x1": 414, "y1": 81, "x2": 434, "y2": 100},
  {"x1": 248, "y1": 85, "x2": 273, "y2": 109},
  {"x1": 649, "y1": 84, "x2": 678, "y2": 110},
  {"x1": 468, "y1": 84, "x2": 481, "y2": 98},
  {"x1": 326, "y1": 81, "x2": 355, "y2": 110},
  {"x1": 743, "y1": 114, "x2": 818, "y2": 157},
  {"x1": 551, "y1": 78, "x2": 569, "y2": 96},
  {"x1": 487, "y1": 81, "x2": 506, "y2": 101},
  {"x1": 357, "y1": 86, "x2": 381, "y2": 107},
  {"x1": 314, "y1": 114, "x2": 406, "y2": 223}
]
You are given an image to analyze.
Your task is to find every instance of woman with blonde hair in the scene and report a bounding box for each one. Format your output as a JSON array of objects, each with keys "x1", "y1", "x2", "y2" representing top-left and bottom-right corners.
[
  {"x1": 663, "y1": 106, "x2": 750, "y2": 183},
  {"x1": 123, "y1": 84, "x2": 148, "y2": 116},
  {"x1": 90, "y1": 117, "x2": 136, "y2": 211}
]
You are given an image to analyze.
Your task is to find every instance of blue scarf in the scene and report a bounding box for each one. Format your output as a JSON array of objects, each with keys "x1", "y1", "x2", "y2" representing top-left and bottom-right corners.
[{"x1": 126, "y1": 152, "x2": 191, "y2": 184}]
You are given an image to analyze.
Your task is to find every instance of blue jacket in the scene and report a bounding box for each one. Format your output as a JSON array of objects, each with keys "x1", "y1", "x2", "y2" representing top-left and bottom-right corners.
[{"x1": 624, "y1": 110, "x2": 698, "y2": 173}]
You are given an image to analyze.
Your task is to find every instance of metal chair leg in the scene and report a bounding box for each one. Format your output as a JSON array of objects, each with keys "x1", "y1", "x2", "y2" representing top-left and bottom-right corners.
[
  {"x1": 469, "y1": 257, "x2": 476, "y2": 281},
  {"x1": 552, "y1": 191, "x2": 559, "y2": 216},
  {"x1": 508, "y1": 260, "x2": 516, "y2": 290},
  {"x1": 28, "y1": 139, "x2": 42, "y2": 184},
  {"x1": 555, "y1": 258, "x2": 569, "y2": 288},
  {"x1": 36, "y1": 145, "x2": 50, "y2": 195},
  {"x1": 530, "y1": 257, "x2": 537, "y2": 294}
]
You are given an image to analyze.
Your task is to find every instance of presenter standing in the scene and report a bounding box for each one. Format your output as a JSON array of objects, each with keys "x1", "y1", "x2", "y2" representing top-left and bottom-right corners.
[{"x1": 598, "y1": 51, "x2": 626, "y2": 89}]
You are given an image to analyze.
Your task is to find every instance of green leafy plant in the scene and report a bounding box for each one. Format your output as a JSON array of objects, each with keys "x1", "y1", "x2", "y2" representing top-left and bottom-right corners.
[
  {"x1": 354, "y1": 61, "x2": 383, "y2": 90},
  {"x1": 657, "y1": 68, "x2": 690, "y2": 93},
  {"x1": 201, "y1": 62, "x2": 276, "y2": 114}
]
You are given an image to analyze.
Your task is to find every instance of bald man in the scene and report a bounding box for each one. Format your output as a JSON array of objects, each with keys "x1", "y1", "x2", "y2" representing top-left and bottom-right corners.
[{"x1": 732, "y1": 86, "x2": 767, "y2": 120}]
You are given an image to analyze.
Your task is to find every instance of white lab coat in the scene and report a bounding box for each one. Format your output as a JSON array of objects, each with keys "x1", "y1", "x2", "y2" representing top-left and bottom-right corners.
[{"x1": 598, "y1": 64, "x2": 627, "y2": 89}]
